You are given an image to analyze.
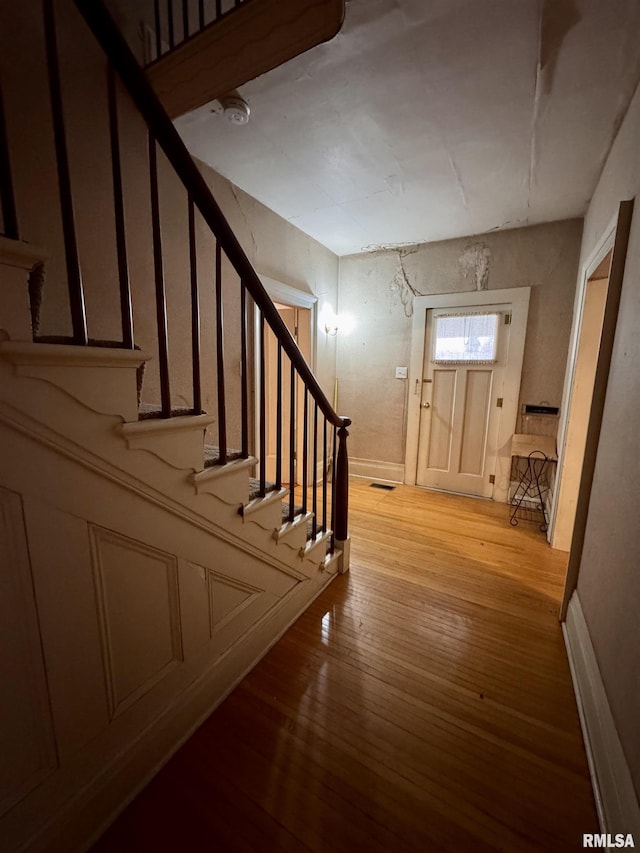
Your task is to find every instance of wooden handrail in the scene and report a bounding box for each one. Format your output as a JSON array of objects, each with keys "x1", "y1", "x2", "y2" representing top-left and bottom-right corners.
[{"x1": 74, "y1": 0, "x2": 349, "y2": 432}]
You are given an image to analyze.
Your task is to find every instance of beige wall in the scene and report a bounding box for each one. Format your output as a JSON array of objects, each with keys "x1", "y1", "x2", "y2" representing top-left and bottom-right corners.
[
  {"x1": 0, "y1": 0, "x2": 338, "y2": 448},
  {"x1": 574, "y1": 81, "x2": 640, "y2": 798},
  {"x1": 336, "y1": 220, "x2": 582, "y2": 466}
]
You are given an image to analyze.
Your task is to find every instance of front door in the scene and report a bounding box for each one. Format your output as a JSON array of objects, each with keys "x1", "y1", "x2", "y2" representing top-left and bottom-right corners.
[{"x1": 416, "y1": 305, "x2": 511, "y2": 497}]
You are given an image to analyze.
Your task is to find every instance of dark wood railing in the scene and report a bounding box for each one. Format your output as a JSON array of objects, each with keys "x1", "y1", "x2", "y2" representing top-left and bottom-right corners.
[
  {"x1": 150, "y1": 0, "x2": 250, "y2": 63},
  {"x1": 8, "y1": 0, "x2": 350, "y2": 553}
]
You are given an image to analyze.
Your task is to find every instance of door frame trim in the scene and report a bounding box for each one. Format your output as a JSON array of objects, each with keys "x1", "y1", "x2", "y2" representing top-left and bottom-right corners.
[
  {"x1": 404, "y1": 287, "x2": 530, "y2": 502},
  {"x1": 548, "y1": 224, "x2": 616, "y2": 549},
  {"x1": 555, "y1": 199, "x2": 634, "y2": 620},
  {"x1": 253, "y1": 275, "x2": 318, "y2": 474}
]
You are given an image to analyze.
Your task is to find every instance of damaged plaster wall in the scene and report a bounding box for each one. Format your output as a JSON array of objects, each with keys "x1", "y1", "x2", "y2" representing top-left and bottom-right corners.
[{"x1": 337, "y1": 219, "x2": 583, "y2": 467}]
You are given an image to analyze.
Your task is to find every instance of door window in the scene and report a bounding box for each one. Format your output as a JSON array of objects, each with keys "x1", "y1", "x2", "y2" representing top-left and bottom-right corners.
[{"x1": 432, "y1": 313, "x2": 499, "y2": 364}]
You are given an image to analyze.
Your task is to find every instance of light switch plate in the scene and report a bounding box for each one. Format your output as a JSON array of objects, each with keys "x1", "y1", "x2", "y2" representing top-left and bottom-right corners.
[{"x1": 395, "y1": 366, "x2": 408, "y2": 379}]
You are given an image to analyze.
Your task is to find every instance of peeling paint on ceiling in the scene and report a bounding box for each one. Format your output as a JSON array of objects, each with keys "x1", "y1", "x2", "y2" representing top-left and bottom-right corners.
[{"x1": 176, "y1": 0, "x2": 640, "y2": 256}]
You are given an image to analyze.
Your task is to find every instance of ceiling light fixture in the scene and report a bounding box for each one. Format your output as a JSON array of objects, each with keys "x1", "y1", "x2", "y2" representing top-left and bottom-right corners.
[{"x1": 219, "y1": 92, "x2": 250, "y2": 126}]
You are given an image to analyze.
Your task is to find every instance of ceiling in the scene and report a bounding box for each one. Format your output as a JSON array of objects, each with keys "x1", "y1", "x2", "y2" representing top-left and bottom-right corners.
[{"x1": 175, "y1": 0, "x2": 640, "y2": 257}]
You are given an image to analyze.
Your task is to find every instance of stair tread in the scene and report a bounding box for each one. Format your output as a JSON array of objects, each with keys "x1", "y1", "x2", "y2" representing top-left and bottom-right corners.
[
  {"x1": 204, "y1": 444, "x2": 246, "y2": 466},
  {"x1": 139, "y1": 403, "x2": 196, "y2": 420}
]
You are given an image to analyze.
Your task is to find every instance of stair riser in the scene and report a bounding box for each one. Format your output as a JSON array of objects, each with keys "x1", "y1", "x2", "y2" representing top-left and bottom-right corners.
[{"x1": 0, "y1": 342, "x2": 145, "y2": 421}]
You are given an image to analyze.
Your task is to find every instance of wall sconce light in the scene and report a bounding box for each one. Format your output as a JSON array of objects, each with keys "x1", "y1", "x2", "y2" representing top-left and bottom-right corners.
[{"x1": 321, "y1": 309, "x2": 355, "y2": 337}]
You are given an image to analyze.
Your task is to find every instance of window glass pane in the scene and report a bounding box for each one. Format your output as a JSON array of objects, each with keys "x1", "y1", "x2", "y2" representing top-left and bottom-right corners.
[{"x1": 433, "y1": 313, "x2": 499, "y2": 363}]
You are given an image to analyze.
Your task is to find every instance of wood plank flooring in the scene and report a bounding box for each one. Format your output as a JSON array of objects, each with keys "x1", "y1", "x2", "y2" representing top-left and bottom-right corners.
[{"x1": 91, "y1": 479, "x2": 597, "y2": 852}]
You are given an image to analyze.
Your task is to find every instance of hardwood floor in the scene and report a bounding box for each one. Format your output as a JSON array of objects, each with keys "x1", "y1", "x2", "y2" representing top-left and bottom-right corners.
[{"x1": 91, "y1": 479, "x2": 597, "y2": 852}]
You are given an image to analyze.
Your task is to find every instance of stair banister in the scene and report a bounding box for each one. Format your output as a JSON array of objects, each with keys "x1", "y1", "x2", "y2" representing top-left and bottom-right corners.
[{"x1": 73, "y1": 0, "x2": 347, "y2": 431}]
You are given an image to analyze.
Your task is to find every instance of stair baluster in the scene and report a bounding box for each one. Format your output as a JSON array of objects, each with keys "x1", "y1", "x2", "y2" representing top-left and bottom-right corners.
[
  {"x1": 215, "y1": 239, "x2": 227, "y2": 461},
  {"x1": 288, "y1": 358, "x2": 295, "y2": 522},
  {"x1": 148, "y1": 135, "x2": 172, "y2": 417},
  {"x1": 44, "y1": 0, "x2": 88, "y2": 346},
  {"x1": 0, "y1": 75, "x2": 19, "y2": 240},
  {"x1": 107, "y1": 67, "x2": 134, "y2": 350},
  {"x1": 188, "y1": 198, "x2": 203, "y2": 414}
]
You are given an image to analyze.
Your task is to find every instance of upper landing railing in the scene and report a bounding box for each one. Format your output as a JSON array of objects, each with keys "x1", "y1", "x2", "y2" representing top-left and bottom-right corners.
[{"x1": 149, "y1": 0, "x2": 251, "y2": 63}]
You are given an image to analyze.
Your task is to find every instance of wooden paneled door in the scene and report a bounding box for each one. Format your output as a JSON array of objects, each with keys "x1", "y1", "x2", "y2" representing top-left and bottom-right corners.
[
  {"x1": 416, "y1": 305, "x2": 511, "y2": 498},
  {"x1": 265, "y1": 304, "x2": 311, "y2": 485}
]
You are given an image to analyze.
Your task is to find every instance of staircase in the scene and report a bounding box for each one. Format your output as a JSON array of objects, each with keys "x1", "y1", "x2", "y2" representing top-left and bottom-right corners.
[{"x1": 0, "y1": 1, "x2": 348, "y2": 850}]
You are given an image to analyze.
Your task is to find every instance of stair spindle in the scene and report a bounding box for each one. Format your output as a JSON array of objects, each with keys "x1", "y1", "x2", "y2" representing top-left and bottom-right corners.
[
  {"x1": 107, "y1": 67, "x2": 134, "y2": 349},
  {"x1": 188, "y1": 198, "x2": 202, "y2": 414},
  {"x1": 330, "y1": 424, "x2": 337, "y2": 553},
  {"x1": 288, "y1": 359, "x2": 295, "y2": 522},
  {"x1": 148, "y1": 135, "x2": 172, "y2": 416},
  {"x1": 182, "y1": 0, "x2": 189, "y2": 41},
  {"x1": 259, "y1": 311, "x2": 266, "y2": 497},
  {"x1": 322, "y1": 416, "x2": 328, "y2": 533},
  {"x1": 0, "y1": 75, "x2": 19, "y2": 240},
  {"x1": 166, "y1": 0, "x2": 175, "y2": 48},
  {"x1": 44, "y1": 0, "x2": 88, "y2": 346},
  {"x1": 312, "y1": 403, "x2": 318, "y2": 538},
  {"x1": 153, "y1": 0, "x2": 162, "y2": 58},
  {"x1": 302, "y1": 388, "x2": 308, "y2": 514},
  {"x1": 240, "y1": 282, "x2": 248, "y2": 457},
  {"x1": 215, "y1": 240, "x2": 227, "y2": 462},
  {"x1": 276, "y1": 342, "x2": 282, "y2": 489}
]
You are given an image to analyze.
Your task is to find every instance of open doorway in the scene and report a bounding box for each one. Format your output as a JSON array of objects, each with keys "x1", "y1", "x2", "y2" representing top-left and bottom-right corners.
[
  {"x1": 551, "y1": 251, "x2": 611, "y2": 551},
  {"x1": 264, "y1": 302, "x2": 311, "y2": 485},
  {"x1": 550, "y1": 200, "x2": 634, "y2": 618},
  {"x1": 254, "y1": 276, "x2": 318, "y2": 487}
]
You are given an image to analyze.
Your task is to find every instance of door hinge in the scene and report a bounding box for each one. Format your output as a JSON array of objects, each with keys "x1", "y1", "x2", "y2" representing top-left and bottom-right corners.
[
  {"x1": 504, "y1": 313, "x2": 512, "y2": 325},
  {"x1": 489, "y1": 474, "x2": 495, "y2": 484},
  {"x1": 496, "y1": 397, "x2": 503, "y2": 408}
]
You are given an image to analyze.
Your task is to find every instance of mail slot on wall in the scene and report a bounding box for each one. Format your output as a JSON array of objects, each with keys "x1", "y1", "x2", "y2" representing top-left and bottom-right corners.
[
  {"x1": 520, "y1": 404, "x2": 559, "y2": 437},
  {"x1": 524, "y1": 404, "x2": 559, "y2": 416}
]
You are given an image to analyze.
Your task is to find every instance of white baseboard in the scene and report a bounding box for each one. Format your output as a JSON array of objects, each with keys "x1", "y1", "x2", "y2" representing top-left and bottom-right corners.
[
  {"x1": 563, "y1": 592, "x2": 640, "y2": 837},
  {"x1": 350, "y1": 457, "x2": 404, "y2": 483}
]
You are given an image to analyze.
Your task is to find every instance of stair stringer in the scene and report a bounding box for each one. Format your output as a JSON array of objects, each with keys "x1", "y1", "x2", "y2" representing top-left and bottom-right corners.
[
  {"x1": 0, "y1": 394, "x2": 339, "y2": 853},
  {"x1": 0, "y1": 342, "x2": 337, "y2": 577}
]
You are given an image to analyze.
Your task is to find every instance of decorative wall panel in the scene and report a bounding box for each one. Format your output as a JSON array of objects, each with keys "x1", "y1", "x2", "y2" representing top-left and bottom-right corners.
[
  {"x1": 209, "y1": 571, "x2": 263, "y2": 633},
  {"x1": 90, "y1": 526, "x2": 183, "y2": 718},
  {"x1": 0, "y1": 487, "x2": 57, "y2": 816}
]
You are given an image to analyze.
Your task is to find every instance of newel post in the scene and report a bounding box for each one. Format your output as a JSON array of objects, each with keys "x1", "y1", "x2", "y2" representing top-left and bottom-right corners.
[{"x1": 334, "y1": 419, "x2": 351, "y2": 573}]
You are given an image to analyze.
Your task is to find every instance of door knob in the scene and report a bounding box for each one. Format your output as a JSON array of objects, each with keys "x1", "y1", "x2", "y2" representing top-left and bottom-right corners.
[{"x1": 422, "y1": 402, "x2": 431, "y2": 409}]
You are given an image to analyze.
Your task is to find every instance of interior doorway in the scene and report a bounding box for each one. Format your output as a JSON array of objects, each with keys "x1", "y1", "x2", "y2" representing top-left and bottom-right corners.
[
  {"x1": 254, "y1": 276, "x2": 318, "y2": 487},
  {"x1": 551, "y1": 251, "x2": 611, "y2": 551},
  {"x1": 551, "y1": 199, "x2": 634, "y2": 619},
  {"x1": 264, "y1": 303, "x2": 311, "y2": 485}
]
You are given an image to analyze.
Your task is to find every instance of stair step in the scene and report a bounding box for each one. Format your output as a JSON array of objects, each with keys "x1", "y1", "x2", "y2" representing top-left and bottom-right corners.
[
  {"x1": 36, "y1": 336, "x2": 146, "y2": 404},
  {"x1": 139, "y1": 403, "x2": 195, "y2": 420},
  {"x1": 248, "y1": 476, "x2": 277, "y2": 500},
  {"x1": 203, "y1": 444, "x2": 246, "y2": 467}
]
